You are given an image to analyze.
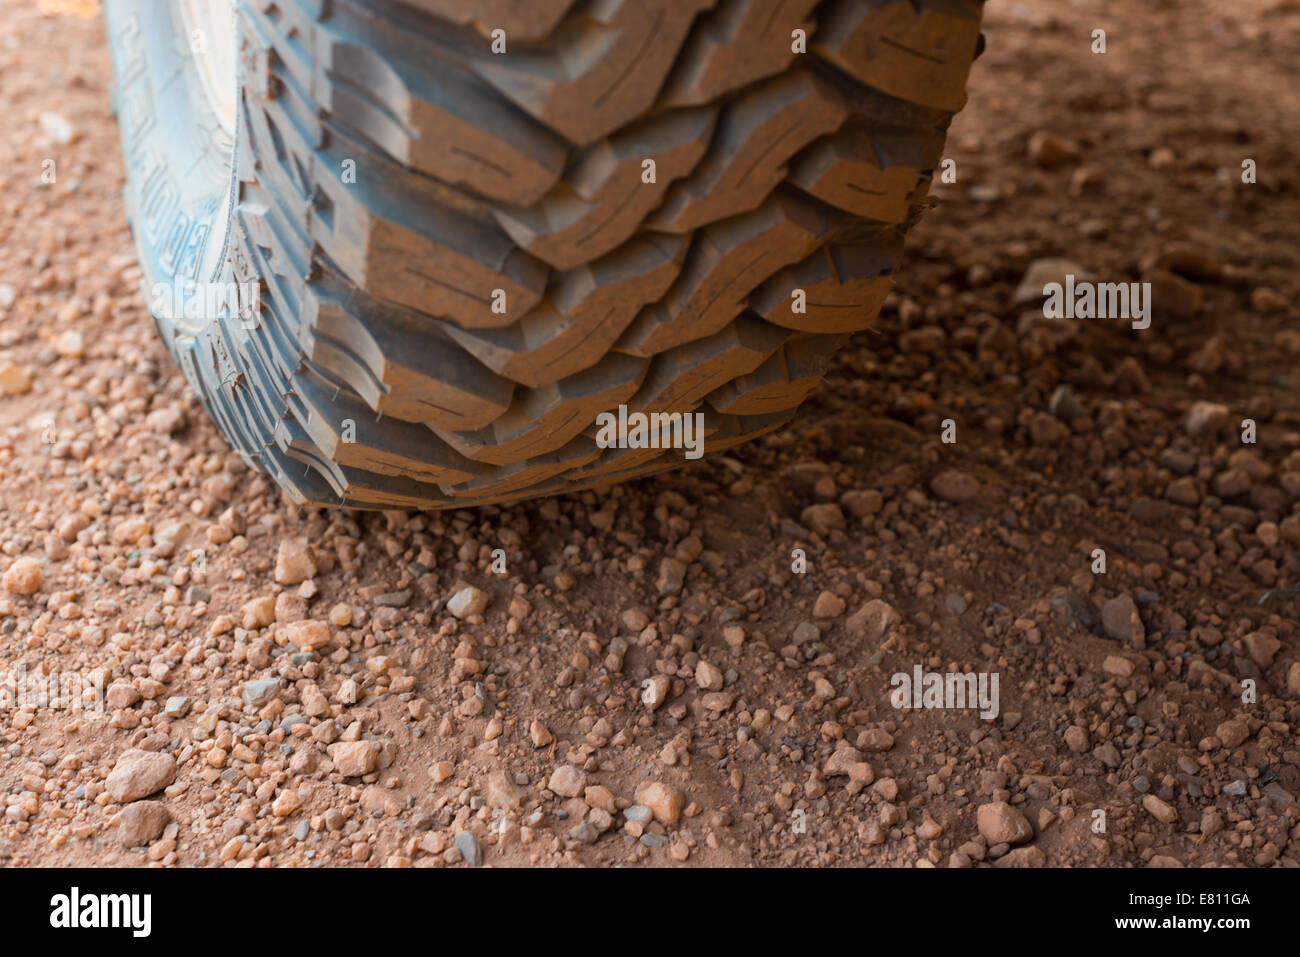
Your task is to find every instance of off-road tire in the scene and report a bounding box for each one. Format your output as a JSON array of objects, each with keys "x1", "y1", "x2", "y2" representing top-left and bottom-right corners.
[{"x1": 106, "y1": 0, "x2": 985, "y2": 510}]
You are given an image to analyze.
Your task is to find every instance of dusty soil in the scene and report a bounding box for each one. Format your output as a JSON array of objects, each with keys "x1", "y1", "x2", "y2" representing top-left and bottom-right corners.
[{"x1": 1, "y1": 0, "x2": 1299, "y2": 868}]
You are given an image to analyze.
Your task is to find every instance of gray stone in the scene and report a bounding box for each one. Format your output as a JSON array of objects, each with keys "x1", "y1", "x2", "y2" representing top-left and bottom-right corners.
[
  {"x1": 455, "y1": 830, "x2": 482, "y2": 866},
  {"x1": 569, "y1": 822, "x2": 599, "y2": 844},
  {"x1": 624, "y1": 805, "x2": 653, "y2": 825},
  {"x1": 243, "y1": 678, "x2": 282, "y2": 708}
]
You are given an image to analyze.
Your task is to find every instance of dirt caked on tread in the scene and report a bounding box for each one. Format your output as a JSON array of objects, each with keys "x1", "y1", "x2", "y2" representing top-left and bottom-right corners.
[{"x1": 107, "y1": 0, "x2": 986, "y2": 510}]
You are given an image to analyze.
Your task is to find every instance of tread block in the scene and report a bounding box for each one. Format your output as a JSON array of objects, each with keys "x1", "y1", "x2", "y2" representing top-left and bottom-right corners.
[
  {"x1": 646, "y1": 69, "x2": 848, "y2": 233},
  {"x1": 330, "y1": 43, "x2": 568, "y2": 206},
  {"x1": 628, "y1": 313, "x2": 789, "y2": 415},
  {"x1": 660, "y1": 0, "x2": 819, "y2": 107},
  {"x1": 400, "y1": 0, "x2": 575, "y2": 42},
  {"x1": 293, "y1": 369, "x2": 483, "y2": 484},
  {"x1": 443, "y1": 235, "x2": 686, "y2": 386},
  {"x1": 442, "y1": 435, "x2": 601, "y2": 496},
  {"x1": 434, "y1": 352, "x2": 647, "y2": 465},
  {"x1": 706, "y1": 333, "x2": 848, "y2": 414},
  {"x1": 261, "y1": 446, "x2": 349, "y2": 508},
  {"x1": 473, "y1": 0, "x2": 714, "y2": 146},
  {"x1": 302, "y1": 278, "x2": 515, "y2": 430},
  {"x1": 788, "y1": 126, "x2": 941, "y2": 222},
  {"x1": 812, "y1": 0, "x2": 982, "y2": 112},
  {"x1": 237, "y1": 101, "x2": 315, "y2": 263},
  {"x1": 306, "y1": 121, "x2": 548, "y2": 330},
  {"x1": 583, "y1": 457, "x2": 685, "y2": 488},
  {"x1": 565, "y1": 443, "x2": 670, "y2": 481},
  {"x1": 276, "y1": 415, "x2": 458, "y2": 509},
  {"x1": 697, "y1": 407, "x2": 798, "y2": 452},
  {"x1": 450, "y1": 476, "x2": 574, "y2": 507},
  {"x1": 620, "y1": 190, "x2": 825, "y2": 356},
  {"x1": 237, "y1": 53, "x2": 550, "y2": 333},
  {"x1": 749, "y1": 238, "x2": 900, "y2": 333},
  {"x1": 492, "y1": 107, "x2": 716, "y2": 269},
  {"x1": 247, "y1": 0, "x2": 569, "y2": 205},
  {"x1": 366, "y1": 206, "x2": 547, "y2": 331}
]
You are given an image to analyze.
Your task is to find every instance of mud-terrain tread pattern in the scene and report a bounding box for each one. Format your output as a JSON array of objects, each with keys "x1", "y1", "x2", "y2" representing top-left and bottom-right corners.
[{"x1": 152, "y1": 0, "x2": 984, "y2": 509}]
